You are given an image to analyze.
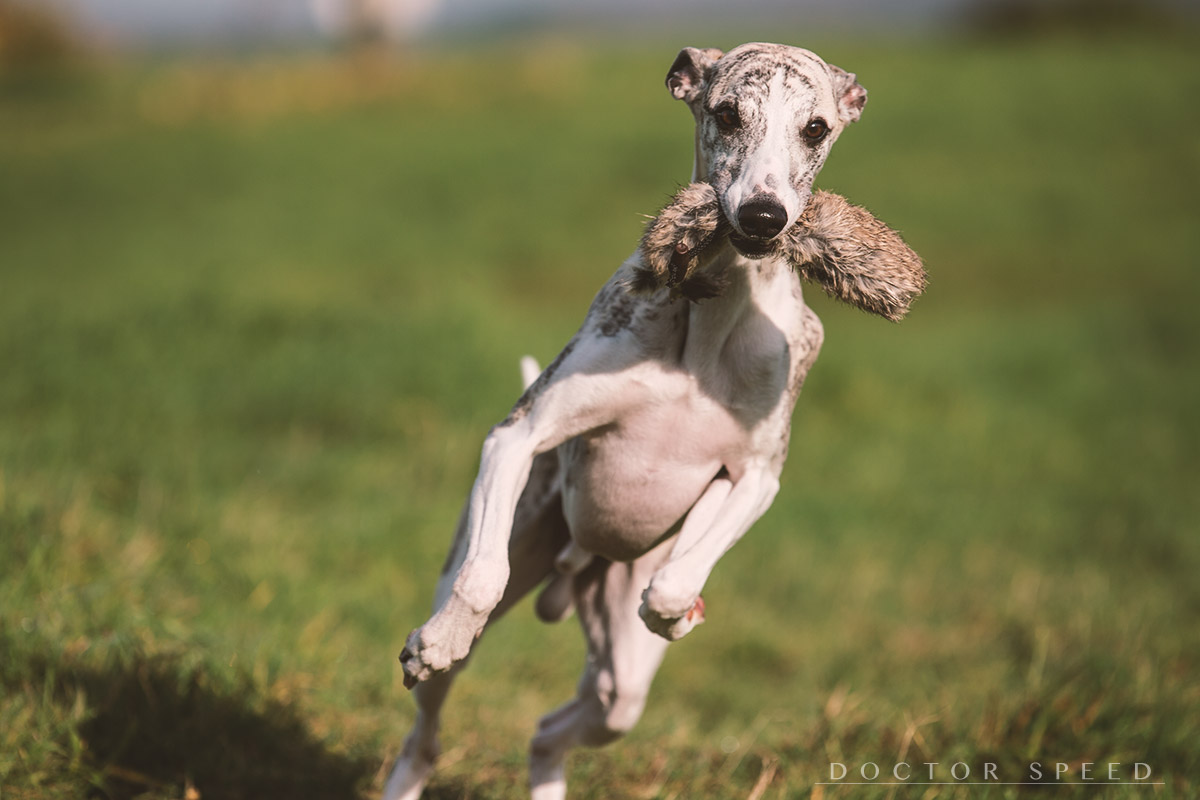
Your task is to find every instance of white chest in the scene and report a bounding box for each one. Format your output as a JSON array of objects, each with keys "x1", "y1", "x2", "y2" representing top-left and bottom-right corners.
[{"x1": 556, "y1": 263, "x2": 819, "y2": 561}]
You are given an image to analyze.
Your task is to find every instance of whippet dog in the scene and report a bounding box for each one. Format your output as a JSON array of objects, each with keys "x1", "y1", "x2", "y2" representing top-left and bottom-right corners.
[{"x1": 386, "y1": 42, "x2": 873, "y2": 800}]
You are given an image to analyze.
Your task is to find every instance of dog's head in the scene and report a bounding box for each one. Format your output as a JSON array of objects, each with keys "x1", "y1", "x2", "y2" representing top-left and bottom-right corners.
[{"x1": 667, "y1": 43, "x2": 867, "y2": 258}]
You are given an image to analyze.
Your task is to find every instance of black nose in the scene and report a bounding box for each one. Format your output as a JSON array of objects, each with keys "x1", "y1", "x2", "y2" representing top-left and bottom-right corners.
[{"x1": 736, "y1": 197, "x2": 788, "y2": 239}]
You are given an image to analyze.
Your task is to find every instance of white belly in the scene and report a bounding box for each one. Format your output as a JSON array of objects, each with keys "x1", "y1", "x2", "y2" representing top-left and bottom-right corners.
[{"x1": 559, "y1": 390, "x2": 745, "y2": 562}]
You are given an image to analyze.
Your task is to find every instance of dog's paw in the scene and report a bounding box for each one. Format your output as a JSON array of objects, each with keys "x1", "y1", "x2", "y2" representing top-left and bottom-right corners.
[
  {"x1": 399, "y1": 621, "x2": 476, "y2": 688},
  {"x1": 398, "y1": 629, "x2": 439, "y2": 689},
  {"x1": 639, "y1": 583, "x2": 706, "y2": 641}
]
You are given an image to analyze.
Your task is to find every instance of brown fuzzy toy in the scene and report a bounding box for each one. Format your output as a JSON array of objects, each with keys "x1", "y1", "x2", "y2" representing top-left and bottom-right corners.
[{"x1": 635, "y1": 183, "x2": 927, "y2": 321}]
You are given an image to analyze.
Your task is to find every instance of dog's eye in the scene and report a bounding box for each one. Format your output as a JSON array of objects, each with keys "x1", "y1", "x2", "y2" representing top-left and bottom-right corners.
[
  {"x1": 803, "y1": 118, "x2": 829, "y2": 142},
  {"x1": 713, "y1": 104, "x2": 741, "y2": 131}
]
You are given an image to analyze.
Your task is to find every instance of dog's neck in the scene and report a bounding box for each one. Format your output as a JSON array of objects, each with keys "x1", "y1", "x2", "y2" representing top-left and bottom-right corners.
[{"x1": 679, "y1": 240, "x2": 797, "y2": 371}]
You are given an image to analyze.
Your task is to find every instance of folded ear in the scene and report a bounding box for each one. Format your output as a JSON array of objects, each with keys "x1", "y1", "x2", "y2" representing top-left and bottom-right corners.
[
  {"x1": 666, "y1": 47, "x2": 723, "y2": 106},
  {"x1": 828, "y1": 63, "x2": 868, "y2": 124}
]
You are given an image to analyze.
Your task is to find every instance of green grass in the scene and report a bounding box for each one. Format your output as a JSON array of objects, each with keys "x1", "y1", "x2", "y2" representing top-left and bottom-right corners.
[{"x1": 2, "y1": 32, "x2": 1198, "y2": 799}]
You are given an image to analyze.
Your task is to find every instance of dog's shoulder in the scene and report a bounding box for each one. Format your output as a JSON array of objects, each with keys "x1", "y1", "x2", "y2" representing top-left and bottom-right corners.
[{"x1": 578, "y1": 262, "x2": 689, "y2": 359}]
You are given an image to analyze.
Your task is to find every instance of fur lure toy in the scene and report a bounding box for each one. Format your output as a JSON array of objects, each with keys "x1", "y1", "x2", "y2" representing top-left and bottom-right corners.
[{"x1": 634, "y1": 183, "x2": 927, "y2": 321}]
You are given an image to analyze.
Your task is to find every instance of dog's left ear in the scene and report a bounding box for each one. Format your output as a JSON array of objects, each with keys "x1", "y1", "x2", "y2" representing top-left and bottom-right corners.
[
  {"x1": 666, "y1": 47, "x2": 723, "y2": 106},
  {"x1": 828, "y1": 64, "x2": 867, "y2": 124}
]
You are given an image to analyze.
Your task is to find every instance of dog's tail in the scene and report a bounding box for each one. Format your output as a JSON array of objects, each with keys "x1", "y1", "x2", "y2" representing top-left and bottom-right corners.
[{"x1": 520, "y1": 355, "x2": 541, "y2": 391}]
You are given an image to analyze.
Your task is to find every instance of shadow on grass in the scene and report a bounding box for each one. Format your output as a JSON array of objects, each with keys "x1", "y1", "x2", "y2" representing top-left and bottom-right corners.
[{"x1": 45, "y1": 652, "x2": 373, "y2": 800}]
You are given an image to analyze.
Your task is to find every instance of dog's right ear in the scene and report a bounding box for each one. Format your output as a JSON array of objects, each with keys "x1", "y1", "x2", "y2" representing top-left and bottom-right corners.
[{"x1": 666, "y1": 47, "x2": 723, "y2": 105}]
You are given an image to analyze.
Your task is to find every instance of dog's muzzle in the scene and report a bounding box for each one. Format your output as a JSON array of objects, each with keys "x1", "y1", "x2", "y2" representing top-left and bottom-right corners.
[{"x1": 731, "y1": 195, "x2": 788, "y2": 258}]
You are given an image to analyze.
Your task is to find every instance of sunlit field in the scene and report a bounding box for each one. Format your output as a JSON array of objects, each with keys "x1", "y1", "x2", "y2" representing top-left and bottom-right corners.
[{"x1": 2, "y1": 30, "x2": 1198, "y2": 799}]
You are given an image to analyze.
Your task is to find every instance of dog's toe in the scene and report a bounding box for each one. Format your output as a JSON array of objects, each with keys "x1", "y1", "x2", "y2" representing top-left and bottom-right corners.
[
  {"x1": 399, "y1": 644, "x2": 422, "y2": 689},
  {"x1": 639, "y1": 594, "x2": 705, "y2": 641},
  {"x1": 398, "y1": 620, "x2": 480, "y2": 688},
  {"x1": 399, "y1": 631, "x2": 441, "y2": 689}
]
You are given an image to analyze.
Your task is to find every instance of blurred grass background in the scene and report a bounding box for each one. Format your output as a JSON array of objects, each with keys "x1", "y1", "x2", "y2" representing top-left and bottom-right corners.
[{"x1": 1, "y1": 2, "x2": 1198, "y2": 797}]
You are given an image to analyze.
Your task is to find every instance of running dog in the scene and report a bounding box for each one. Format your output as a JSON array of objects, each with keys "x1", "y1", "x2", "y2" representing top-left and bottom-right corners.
[{"x1": 384, "y1": 42, "x2": 924, "y2": 800}]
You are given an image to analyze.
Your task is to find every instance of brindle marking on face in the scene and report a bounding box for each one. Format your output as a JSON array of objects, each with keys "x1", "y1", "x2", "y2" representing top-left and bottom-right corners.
[
  {"x1": 704, "y1": 44, "x2": 826, "y2": 100},
  {"x1": 684, "y1": 43, "x2": 859, "y2": 238}
]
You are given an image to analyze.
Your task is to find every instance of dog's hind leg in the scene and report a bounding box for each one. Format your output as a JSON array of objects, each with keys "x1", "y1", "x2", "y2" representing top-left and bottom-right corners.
[
  {"x1": 385, "y1": 448, "x2": 568, "y2": 800},
  {"x1": 528, "y1": 540, "x2": 673, "y2": 800}
]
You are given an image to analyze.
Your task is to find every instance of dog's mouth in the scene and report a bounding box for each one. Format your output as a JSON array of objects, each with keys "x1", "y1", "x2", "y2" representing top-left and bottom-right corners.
[
  {"x1": 723, "y1": 204, "x2": 794, "y2": 260},
  {"x1": 728, "y1": 231, "x2": 779, "y2": 260}
]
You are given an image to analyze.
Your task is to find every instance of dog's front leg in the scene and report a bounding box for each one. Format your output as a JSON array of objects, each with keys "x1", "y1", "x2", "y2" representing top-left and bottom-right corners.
[
  {"x1": 639, "y1": 467, "x2": 780, "y2": 640},
  {"x1": 400, "y1": 424, "x2": 538, "y2": 687},
  {"x1": 401, "y1": 327, "x2": 649, "y2": 687}
]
